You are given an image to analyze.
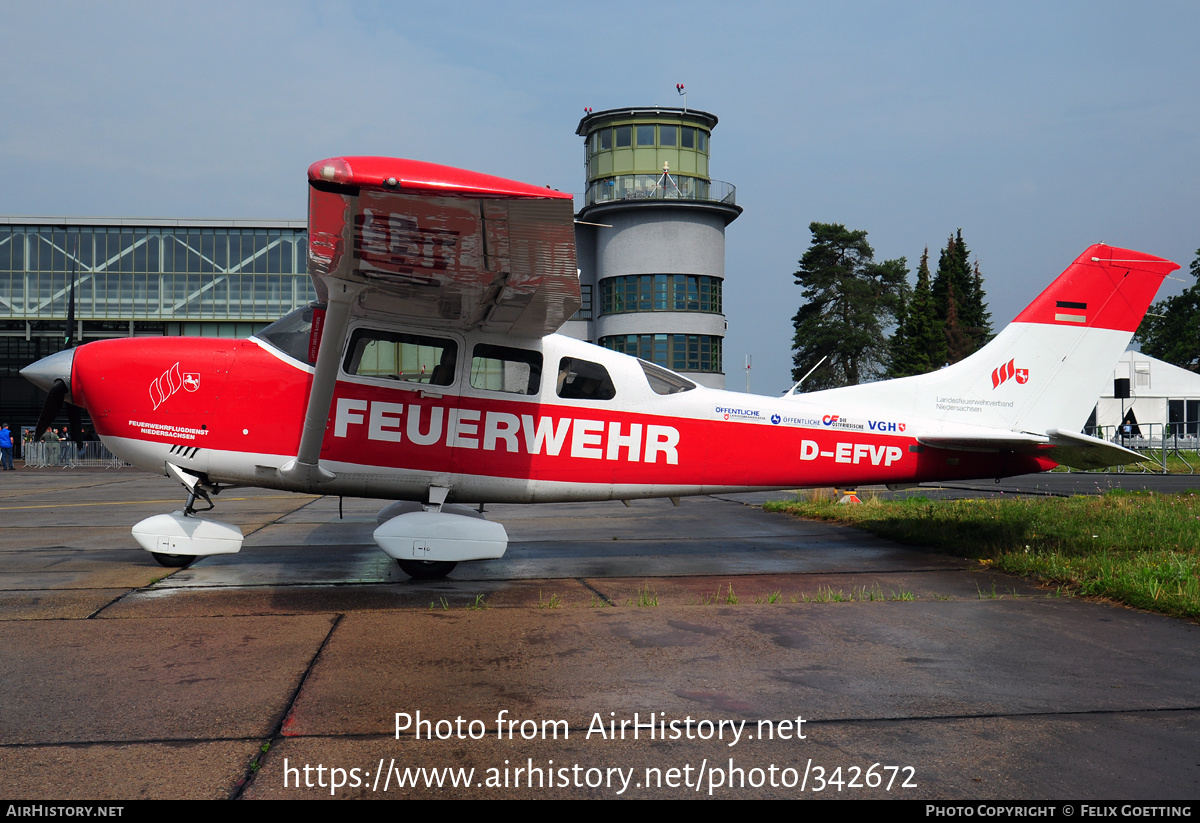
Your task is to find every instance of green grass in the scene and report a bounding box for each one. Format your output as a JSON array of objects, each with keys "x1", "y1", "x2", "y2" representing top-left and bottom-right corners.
[
  {"x1": 764, "y1": 491, "x2": 1200, "y2": 620},
  {"x1": 1053, "y1": 452, "x2": 1198, "y2": 474}
]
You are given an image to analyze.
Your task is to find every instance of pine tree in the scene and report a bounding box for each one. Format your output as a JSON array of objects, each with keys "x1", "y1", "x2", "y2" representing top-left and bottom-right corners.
[
  {"x1": 971, "y1": 260, "x2": 992, "y2": 341},
  {"x1": 943, "y1": 282, "x2": 973, "y2": 364},
  {"x1": 791, "y1": 223, "x2": 908, "y2": 390},
  {"x1": 887, "y1": 248, "x2": 946, "y2": 377},
  {"x1": 931, "y1": 229, "x2": 991, "y2": 362}
]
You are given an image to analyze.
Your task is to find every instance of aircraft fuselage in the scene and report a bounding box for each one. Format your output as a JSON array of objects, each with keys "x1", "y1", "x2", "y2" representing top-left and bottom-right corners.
[{"x1": 69, "y1": 324, "x2": 1052, "y2": 504}]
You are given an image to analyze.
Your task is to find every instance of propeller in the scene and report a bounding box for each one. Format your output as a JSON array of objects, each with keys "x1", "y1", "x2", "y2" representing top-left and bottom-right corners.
[
  {"x1": 32, "y1": 235, "x2": 85, "y2": 450},
  {"x1": 34, "y1": 380, "x2": 67, "y2": 441}
]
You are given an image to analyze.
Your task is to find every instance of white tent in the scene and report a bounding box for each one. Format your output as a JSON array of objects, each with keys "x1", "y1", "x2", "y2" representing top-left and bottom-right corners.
[{"x1": 1092, "y1": 351, "x2": 1200, "y2": 443}]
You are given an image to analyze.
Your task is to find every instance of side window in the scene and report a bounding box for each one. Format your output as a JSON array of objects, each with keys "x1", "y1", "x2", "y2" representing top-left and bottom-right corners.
[
  {"x1": 343, "y1": 329, "x2": 458, "y2": 386},
  {"x1": 557, "y1": 357, "x2": 616, "y2": 401},
  {"x1": 638, "y1": 359, "x2": 695, "y2": 395},
  {"x1": 470, "y1": 344, "x2": 542, "y2": 395}
]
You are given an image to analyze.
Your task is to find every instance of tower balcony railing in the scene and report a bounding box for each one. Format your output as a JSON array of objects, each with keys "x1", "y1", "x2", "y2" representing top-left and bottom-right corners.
[{"x1": 584, "y1": 175, "x2": 736, "y2": 208}]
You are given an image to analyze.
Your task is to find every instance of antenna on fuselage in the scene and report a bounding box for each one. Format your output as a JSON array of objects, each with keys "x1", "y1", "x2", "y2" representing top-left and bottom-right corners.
[{"x1": 786, "y1": 355, "x2": 827, "y2": 396}]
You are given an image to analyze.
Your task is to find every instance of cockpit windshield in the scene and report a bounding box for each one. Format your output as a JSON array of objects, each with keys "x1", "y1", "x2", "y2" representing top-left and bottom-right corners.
[{"x1": 255, "y1": 306, "x2": 315, "y2": 364}]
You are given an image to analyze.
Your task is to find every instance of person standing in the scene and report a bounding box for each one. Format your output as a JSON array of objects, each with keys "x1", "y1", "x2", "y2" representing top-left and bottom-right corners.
[
  {"x1": 42, "y1": 426, "x2": 60, "y2": 466},
  {"x1": 0, "y1": 424, "x2": 13, "y2": 471}
]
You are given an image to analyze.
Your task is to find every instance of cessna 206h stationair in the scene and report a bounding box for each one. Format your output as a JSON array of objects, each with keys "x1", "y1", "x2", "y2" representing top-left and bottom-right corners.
[{"x1": 21, "y1": 156, "x2": 1179, "y2": 578}]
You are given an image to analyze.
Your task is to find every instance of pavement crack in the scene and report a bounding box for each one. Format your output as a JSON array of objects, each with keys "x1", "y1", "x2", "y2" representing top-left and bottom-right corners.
[
  {"x1": 230, "y1": 612, "x2": 344, "y2": 799},
  {"x1": 576, "y1": 578, "x2": 614, "y2": 606},
  {"x1": 240, "y1": 494, "x2": 325, "y2": 540}
]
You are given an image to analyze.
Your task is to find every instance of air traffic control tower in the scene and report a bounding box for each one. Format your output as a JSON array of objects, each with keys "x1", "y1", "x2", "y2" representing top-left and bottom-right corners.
[{"x1": 565, "y1": 107, "x2": 741, "y2": 389}]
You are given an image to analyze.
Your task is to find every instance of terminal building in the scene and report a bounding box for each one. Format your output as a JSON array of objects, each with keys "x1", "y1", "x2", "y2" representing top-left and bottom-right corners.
[
  {"x1": 0, "y1": 219, "x2": 311, "y2": 424},
  {"x1": 1, "y1": 104, "x2": 742, "y2": 433}
]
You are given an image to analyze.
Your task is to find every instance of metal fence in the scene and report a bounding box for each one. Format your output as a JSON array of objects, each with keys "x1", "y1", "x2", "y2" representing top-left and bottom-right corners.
[
  {"x1": 22, "y1": 441, "x2": 131, "y2": 469},
  {"x1": 1080, "y1": 423, "x2": 1197, "y2": 474}
]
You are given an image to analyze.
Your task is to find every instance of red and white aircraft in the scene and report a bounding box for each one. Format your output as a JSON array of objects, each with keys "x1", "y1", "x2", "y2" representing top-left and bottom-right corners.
[{"x1": 21, "y1": 156, "x2": 1179, "y2": 578}]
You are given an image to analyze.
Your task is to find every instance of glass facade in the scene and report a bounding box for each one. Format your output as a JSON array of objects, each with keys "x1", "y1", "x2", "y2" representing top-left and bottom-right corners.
[
  {"x1": 0, "y1": 219, "x2": 313, "y2": 425},
  {"x1": 571, "y1": 284, "x2": 593, "y2": 321},
  {"x1": 583, "y1": 114, "x2": 729, "y2": 208},
  {"x1": 0, "y1": 222, "x2": 313, "y2": 323},
  {"x1": 600, "y1": 333, "x2": 722, "y2": 373},
  {"x1": 600, "y1": 274, "x2": 721, "y2": 315}
]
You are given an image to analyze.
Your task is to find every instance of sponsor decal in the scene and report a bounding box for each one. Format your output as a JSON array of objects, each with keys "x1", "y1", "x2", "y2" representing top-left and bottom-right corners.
[
  {"x1": 149, "y1": 362, "x2": 184, "y2": 410},
  {"x1": 768, "y1": 413, "x2": 824, "y2": 427},
  {"x1": 715, "y1": 406, "x2": 762, "y2": 422},
  {"x1": 867, "y1": 420, "x2": 906, "y2": 433},
  {"x1": 820, "y1": 414, "x2": 864, "y2": 431},
  {"x1": 334, "y1": 398, "x2": 680, "y2": 465},
  {"x1": 991, "y1": 359, "x2": 1028, "y2": 389}
]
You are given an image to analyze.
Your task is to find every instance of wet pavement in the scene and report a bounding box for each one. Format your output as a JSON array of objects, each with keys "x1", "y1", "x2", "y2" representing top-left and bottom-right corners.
[{"x1": 0, "y1": 468, "x2": 1196, "y2": 799}]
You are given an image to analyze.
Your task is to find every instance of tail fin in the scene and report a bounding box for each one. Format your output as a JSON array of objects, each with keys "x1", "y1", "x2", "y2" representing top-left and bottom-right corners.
[{"x1": 798, "y1": 244, "x2": 1179, "y2": 435}]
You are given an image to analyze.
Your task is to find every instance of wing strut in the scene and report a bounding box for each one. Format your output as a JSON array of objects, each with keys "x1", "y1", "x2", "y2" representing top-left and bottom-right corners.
[{"x1": 278, "y1": 280, "x2": 363, "y2": 491}]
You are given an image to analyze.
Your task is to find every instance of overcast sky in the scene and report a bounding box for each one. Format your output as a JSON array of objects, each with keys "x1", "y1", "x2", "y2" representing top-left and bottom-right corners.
[{"x1": 3, "y1": 1, "x2": 1197, "y2": 392}]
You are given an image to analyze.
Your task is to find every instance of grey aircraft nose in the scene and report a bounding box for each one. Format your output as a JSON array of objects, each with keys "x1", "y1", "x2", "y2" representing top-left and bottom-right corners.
[{"x1": 20, "y1": 349, "x2": 76, "y2": 400}]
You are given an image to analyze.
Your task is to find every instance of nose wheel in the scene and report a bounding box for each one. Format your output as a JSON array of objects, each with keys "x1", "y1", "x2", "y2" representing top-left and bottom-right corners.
[{"x1": 396, "y1": 559, "x2": 457, "y2": 579}]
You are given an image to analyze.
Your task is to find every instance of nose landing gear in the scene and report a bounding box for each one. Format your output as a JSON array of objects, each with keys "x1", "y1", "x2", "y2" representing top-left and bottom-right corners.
[{"x1": 133, "y1": 464, "x2": 244, "y2": 568}]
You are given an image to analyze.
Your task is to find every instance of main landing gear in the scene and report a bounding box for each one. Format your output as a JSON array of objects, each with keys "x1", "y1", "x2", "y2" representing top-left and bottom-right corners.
[
  {"x1": 373, "y1": 497, "x2": 508, "y2": 580},
  {"x1": 396, "y1": 560, "x2": 459, "y2": 579}
]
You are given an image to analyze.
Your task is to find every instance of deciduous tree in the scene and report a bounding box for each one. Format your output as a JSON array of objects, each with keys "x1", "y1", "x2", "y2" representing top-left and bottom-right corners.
[{"x1": 1136, "y1": 248, "x2": 1200, "y2": 371}]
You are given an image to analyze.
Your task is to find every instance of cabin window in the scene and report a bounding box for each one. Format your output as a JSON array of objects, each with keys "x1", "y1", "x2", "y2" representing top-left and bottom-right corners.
[
  {"x1": 343, "y1": 328, "x2": 457, "y2": 385},
  {"x1": 557, "y1": 357, "x2": 616, "y2": 400},
  {"x1": 470, "y1": 343, "x2": 542, "y2": 395}
]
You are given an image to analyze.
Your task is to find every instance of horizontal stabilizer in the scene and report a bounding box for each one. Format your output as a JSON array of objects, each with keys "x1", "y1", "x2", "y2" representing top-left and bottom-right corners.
[
  {"x1": 919, "y1": 429, "x2": 1145, "y2": 470},
  {"x1": 1043, "y1": 428, "x2": 1146, "y2": 470}
]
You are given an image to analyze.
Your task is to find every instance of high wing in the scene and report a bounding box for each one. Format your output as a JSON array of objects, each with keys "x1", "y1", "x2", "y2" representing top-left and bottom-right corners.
[
  {"x1": 281, "y1": 157, "x2": 579, "y2": 489},
  {"x1": 307, "y1": 156, "x2": 579, "y2": 335}
]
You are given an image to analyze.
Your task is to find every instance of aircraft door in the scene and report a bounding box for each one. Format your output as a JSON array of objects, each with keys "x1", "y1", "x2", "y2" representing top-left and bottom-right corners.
[{"x1": 330, "y1": 326, "x2": 463, "y2": 492}]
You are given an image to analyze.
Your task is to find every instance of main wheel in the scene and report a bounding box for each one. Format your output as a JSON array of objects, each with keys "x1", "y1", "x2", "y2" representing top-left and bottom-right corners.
[
  {"x1": 151, "y1": 552, "x2": 197, "y2": 568},
  {"x1": 397, "y1": 559, "x2": 457, "y2": 580}
]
